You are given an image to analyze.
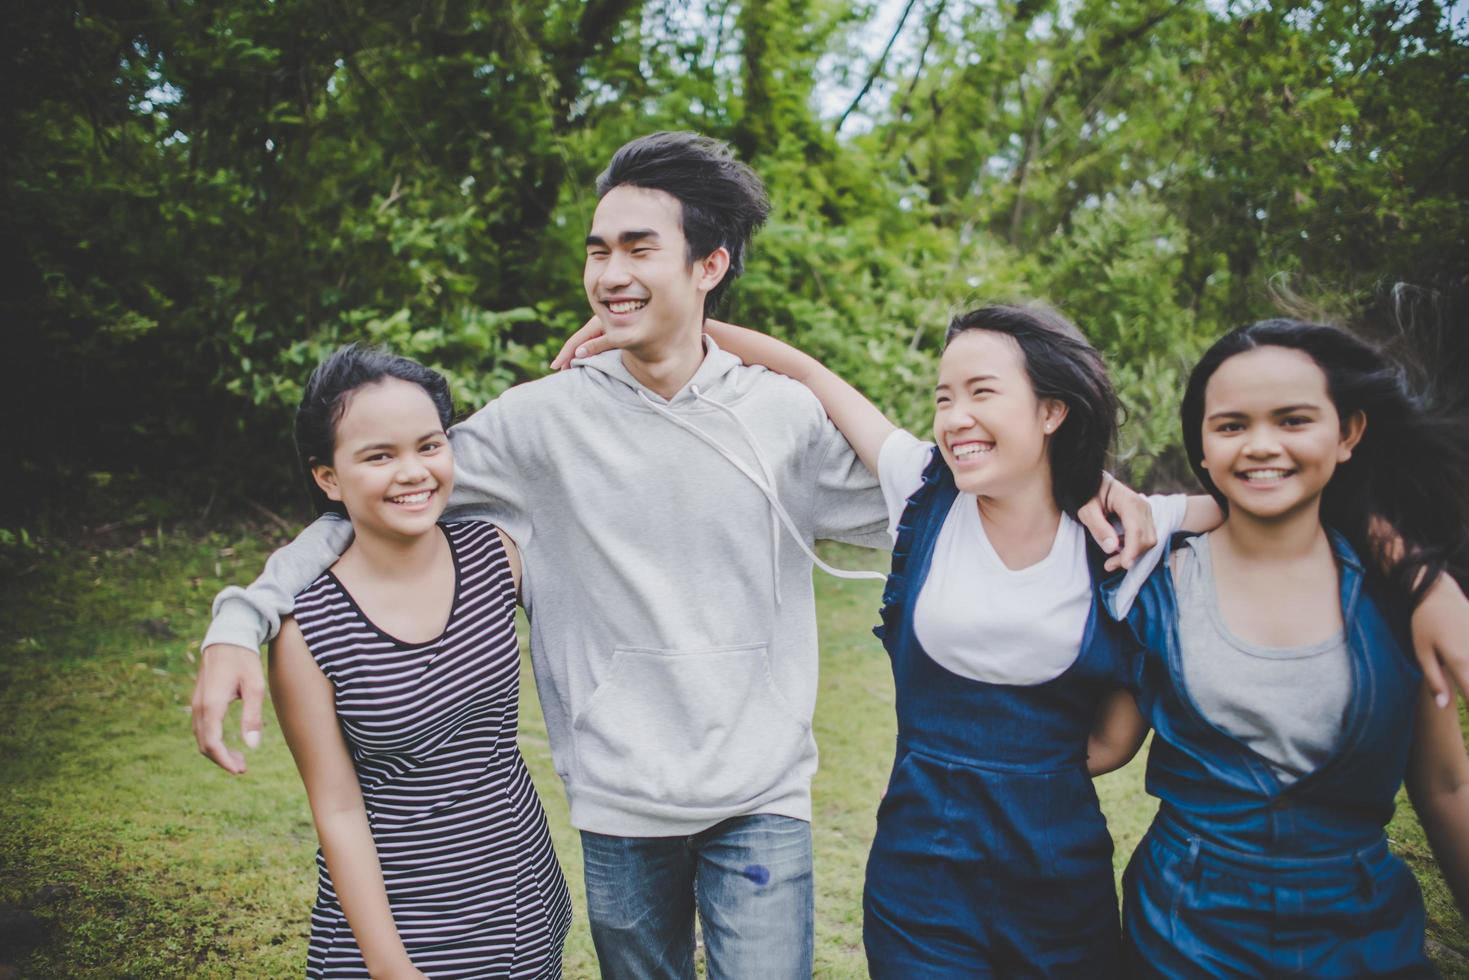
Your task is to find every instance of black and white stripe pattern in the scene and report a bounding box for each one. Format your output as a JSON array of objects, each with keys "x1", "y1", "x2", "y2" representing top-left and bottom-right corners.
[{"x1": 293, "y1": 522, "x2": 571, "y2": 979}]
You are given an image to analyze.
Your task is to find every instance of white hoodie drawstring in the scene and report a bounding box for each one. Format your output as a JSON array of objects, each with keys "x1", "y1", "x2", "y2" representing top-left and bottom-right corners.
[{"x1": 636, "y1": 388, "x2": 886, "y2": 605}]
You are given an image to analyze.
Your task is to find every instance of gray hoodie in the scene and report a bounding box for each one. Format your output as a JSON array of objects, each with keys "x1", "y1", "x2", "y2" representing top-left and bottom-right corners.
[{"x1": 205, "y1": 338, "x2": 889, "y2": 836}]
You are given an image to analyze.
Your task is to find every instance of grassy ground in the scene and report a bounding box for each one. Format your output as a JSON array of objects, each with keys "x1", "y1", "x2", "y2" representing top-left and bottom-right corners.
[{"x1": 1, "y1": 526, "x2": 1465, "y2": 977}]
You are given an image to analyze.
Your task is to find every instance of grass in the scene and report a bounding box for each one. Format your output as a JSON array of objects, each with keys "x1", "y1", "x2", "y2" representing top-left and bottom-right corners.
[{"x1": 0, "y1": 525, "x2": 1465, "y2": 977}]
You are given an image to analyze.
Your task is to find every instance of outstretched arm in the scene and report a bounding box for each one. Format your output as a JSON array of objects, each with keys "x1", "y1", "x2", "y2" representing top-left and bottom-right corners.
[
  {"x1": 553, "y1": 316, "x2": 895, "y2": 473},
  {"x1": 1406, "y1": 681, "x2": 1469, "y2": 919},
  {"x1": 270, "y1": 621, "x2": 429, "y2": 980},
  {"x1": 1087, "y1": 689, "x2": 1149, "y2": 776},
  {"x1": 193, "y1": 515, "x2": 355, "y2": 773}
]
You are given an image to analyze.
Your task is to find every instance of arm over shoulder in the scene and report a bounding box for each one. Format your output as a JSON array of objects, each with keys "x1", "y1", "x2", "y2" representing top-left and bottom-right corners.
[
  {"x1": 444, "y1": 394, "x2": 532, "y2": 548},
  {"x1": 202, "y1": 514, "x2": 355, "y2": 651}
]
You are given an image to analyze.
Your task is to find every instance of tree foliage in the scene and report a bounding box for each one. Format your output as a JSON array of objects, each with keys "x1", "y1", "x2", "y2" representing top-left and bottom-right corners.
[{"x1": 6, "y1": 0, "x2": 1466, "y2": 517}]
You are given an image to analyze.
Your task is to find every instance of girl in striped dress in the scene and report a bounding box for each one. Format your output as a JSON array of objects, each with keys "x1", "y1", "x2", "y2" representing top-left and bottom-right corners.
[{"x1": 269, "y1": 345, "x2": 571, "y2": 979}]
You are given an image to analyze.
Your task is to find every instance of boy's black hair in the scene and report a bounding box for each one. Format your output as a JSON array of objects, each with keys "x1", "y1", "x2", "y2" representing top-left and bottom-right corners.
[
  {"x1": 596, "y1": 132, "x2": 772, "y2": 315},
  {"x1": 294, "y1": 344, "x2": 454, "y2": 517},
  {"x1": 944, "y1": 304, "x2": 1118, "y2": 517}
]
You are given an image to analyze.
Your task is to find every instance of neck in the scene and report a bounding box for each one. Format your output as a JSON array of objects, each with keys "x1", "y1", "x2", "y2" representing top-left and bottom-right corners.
[
  {"x1": 621, "y1": 321, "x2": 707, "y2": 400},
  {"x1": 975, "y1": 470, "x2": 1063, "y2": 540},
  {"x1": 343, "y1": 522, "x2": 446, "y2": 581},
  {"x1": 1215, "y1": 499, "x2": 1329, "y2": 564}
]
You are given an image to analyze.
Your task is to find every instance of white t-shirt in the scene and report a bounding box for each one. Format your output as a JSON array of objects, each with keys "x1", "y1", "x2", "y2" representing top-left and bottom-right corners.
[{"x1": 878, "y1": 429, "x2": 1188, "y2": 686}]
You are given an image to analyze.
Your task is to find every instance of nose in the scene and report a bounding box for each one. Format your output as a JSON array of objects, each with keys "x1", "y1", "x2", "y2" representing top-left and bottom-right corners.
[
  {"x1": 1242, "y1": 425, "x2": 1281, "y2": 458},
  {"x1": 598, "y1": 250, "x2": 634, "y2": 289},
  {"x1": 396, "y1": 454, "x2": 431, "y2": 484}
]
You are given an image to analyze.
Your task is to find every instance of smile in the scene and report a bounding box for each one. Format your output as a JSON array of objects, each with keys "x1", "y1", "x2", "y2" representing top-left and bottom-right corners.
[
  {"x1": 1237, "y1": 468, "x2": 1294, "y2": 483},
  {"x1": 950, "y1": 441, "x2": 995, "y2": 460},
  {"x1": 606, "y1": 299, "x2": 648, "y2": 315},
  {"x1": 389, "y1": 490, "x2": 433, "y2": 505}
]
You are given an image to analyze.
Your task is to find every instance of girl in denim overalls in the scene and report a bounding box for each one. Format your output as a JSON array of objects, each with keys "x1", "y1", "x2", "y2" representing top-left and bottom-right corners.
[
  {"x1": 703, "y1": 306, "x2": 1221, "y2": 977},
  {"x1": 1110, "y1": 320, "x2": 1469, "y2": 976}
]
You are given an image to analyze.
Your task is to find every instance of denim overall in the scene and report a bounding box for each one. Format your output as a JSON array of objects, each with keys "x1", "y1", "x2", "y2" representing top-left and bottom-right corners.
[
  {"x1": 1113, "y1": 531, "x2": 1432, "y2": 978},
  {"x1": 864, "y1": 449, "x2": 1129, "y2": 978}
]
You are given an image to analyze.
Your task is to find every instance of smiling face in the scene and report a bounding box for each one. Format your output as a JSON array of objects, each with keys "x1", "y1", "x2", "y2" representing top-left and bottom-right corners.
[
  {"x1": 1200, "y1": 345, "x2": 1365, "y2": 523},
  {"x1": 311, "y1": 377, "x2": 454, "y2": 541},
  {"x1": 933, "y1": 329, "x2": 1068, "y2": 501},
  {"x1": 584, "y1": 185, "x2": 728, "y2": 359}
]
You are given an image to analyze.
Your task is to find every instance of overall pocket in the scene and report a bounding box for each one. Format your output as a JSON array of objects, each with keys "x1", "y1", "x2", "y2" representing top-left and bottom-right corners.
[{"x1": 571, "y1": 643, "x2": 812, "y2": 809}]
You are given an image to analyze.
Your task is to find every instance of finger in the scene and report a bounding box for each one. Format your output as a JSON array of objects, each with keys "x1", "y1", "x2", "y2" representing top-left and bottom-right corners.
[
  {"x1": 198, "y1": 704, "x2": 246, "y2": 774},
  {"x1": 575, "y1": 336, "x2": 617, "y2": 360},
  {"x1": 240, "y1": 674, "x2": 266, "y2": 749},
  {"x1": 1076, "y1": 500, "x2": 1119, "y2": 555},
  {"x1": 549, "y1": 317, "x2": 606, "y2": 369},
  {"x1": 1419, "y1": 652, "x2": 1452, "y2": 710},
  {"x1": 193, "y1": 678, "x2": 247, "y2": 773}
]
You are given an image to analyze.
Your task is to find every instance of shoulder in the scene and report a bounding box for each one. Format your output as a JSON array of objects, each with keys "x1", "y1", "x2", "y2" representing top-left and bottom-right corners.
[{"x1": 730, "y1": 363, "x2": 827, "y2": 416}]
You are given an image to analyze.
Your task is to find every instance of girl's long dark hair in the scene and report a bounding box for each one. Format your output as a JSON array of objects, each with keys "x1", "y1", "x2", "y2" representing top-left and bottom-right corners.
[
  {"x1": 945, "y1": 304, "x2": 1117, "y2": 517},
  {"x1": 294, "y1": 344, "x2": 454, "y2": 517},
  {"x1": 1181, "y1": 318, "x2": 1469, "y2": 607}
]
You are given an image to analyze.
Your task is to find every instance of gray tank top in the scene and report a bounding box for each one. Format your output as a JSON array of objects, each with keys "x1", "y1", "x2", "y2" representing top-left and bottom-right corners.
[{"x1": 1175, "y1": 533, "x2": 1351, "y2": 785}]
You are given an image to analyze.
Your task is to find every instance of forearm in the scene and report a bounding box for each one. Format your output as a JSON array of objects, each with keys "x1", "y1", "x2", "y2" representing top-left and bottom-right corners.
[
  {"x1": 1411, "y1": 781, "x2": 1469, "y2": 918},
  {"x1": 705, "y1": 320, "x2": 895, "y2": 471},
  {"x1": 1086, "y1": 690, "x2": 1148, "y2": 776},
  {"x1": 316, "y1": 807, "x2": 418, "y2": 976},
  {"x1": 203, "y1": 515, "x2": 354, "y2": 649}
]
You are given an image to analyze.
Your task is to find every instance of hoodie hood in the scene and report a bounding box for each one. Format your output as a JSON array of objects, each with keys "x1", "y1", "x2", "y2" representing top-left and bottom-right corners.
[{"x1": 573, "y1": 335, "x2": 750, "y2": 409}]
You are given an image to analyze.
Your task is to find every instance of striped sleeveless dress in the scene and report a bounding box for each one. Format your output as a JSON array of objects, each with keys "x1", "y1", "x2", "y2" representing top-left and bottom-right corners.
[{"x1": 291, "y1": 521, "x2": 572, "y2": 979}]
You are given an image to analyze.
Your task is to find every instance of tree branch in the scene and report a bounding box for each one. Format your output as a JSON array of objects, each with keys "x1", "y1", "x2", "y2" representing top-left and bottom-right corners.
[{"x1": 835, "y1": 0, "x2": 923, "y2": 134}]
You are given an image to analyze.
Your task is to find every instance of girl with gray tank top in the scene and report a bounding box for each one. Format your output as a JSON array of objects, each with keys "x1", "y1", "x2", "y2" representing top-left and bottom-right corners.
[{"x1": 1111, "y1": 318, "x2": 1469, "y2": 977}]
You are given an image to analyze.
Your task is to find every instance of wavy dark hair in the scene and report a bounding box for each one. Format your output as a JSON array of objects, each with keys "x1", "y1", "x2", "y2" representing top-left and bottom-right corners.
[
  {"x1": 294, "y1": 344, "x2": 454, "y2": 517},
  {"x1": 596, "y1": 131, "x2": 771, "y2": 316},
  {"x1": 1181, "y1": 318, "x2": 1469, "y2": 606},
  {"x1": 944, "y1": 304, "x2": 1118, "y2": 516}
]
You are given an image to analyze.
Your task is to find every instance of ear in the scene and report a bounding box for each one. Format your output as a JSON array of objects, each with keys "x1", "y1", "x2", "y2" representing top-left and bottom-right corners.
[
  {"x1": 1337, "y1": 409, "x2": 1366, "y2": 462},
  {"x1": 694, "y1": 246, "x2": 731, "y2": 295},
  {"x1": 1039, "y1": 398, "x2": 1070, "y2": 436},
  {"x1": 312, "y1": 461, "x2": 343, "y2": 502}
]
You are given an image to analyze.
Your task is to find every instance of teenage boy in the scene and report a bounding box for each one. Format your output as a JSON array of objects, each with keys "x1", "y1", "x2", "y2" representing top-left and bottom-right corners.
[
  {"x1": 193, "y1": 131, "x2": 1152, "y2": 978},
  {"x1": 196, "y1": 132, "x2": 891, "y2": 979}
]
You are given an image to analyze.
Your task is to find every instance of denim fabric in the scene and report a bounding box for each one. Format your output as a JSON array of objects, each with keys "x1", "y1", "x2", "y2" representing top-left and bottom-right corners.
[
  {"x1": 1112, "y1": 531, "x2": 1431, "y2": 975},
  {"x1": 580, "y1": 813, "x2": 814, "y2": 980},
  {"x1": 864, "y1": 447, "x2": 1128, "y2": 978}
]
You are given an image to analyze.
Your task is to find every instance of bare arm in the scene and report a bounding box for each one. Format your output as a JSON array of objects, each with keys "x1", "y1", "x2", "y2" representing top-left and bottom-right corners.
[
  {"x1": 701, "y1": 320, "x2": 896, "y2": 475},
  {"x1": 496, "y1": 527, "x2": 523, "y2": 599},
  {"x1": 270, "y1": 620, "x2": 428, "y2": 980},
  {"x1": 1179, "y1": 495, "x2": 1224, "y2": 534},
  {"x1": 1410, "y1": 574, "x2": 1469, "y2": 710},
  {"x1": 1405, "y1": 681, "x2": 1469, "y2": 919},
  {"x1": 1086, "y1": 689, "x2": 1149, "y2": 776}
]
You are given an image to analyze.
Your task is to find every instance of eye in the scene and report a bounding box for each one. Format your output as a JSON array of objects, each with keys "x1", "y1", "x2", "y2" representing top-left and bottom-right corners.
[
  {"x1": 631, "y1": 246, "x2": 653, "y2": 255},
  {"x1": 1214, "y1": 421, "x2": 1244, "y2": 434},
  {"x1": 366, "y1": 452, "x2": 391, "y2": 462},
  {"x1": 1281, "y1": 415, "x2": 1312, "y2": 427},
  {"x1": 969, "y1": 387, "x2": 993, "y2": 398},
  {"x1": 935, "y1": 395, "x2": 951, "y2": 407},
  {"x1": 420, "y1": 440, "x2": 443, "y2": 453},
  {"x1": 587, "y1": 248, "x2": 608, "y2": 259}
]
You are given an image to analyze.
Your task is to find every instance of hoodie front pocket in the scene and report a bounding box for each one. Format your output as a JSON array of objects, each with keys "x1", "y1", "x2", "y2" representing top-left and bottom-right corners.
[{"x1": 571, "y1": 643, "x2": 812, "y2": 809}]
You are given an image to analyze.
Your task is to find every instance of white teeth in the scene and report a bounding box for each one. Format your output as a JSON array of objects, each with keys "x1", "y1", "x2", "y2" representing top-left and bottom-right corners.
[
  {"x1": 1241, "y1": 469, "x2": 1290, "y2": 482},
  {"x1": 391, "y1": 490, "x2": 431, "y2": 504},
  {"x1": 607, "y1": 299, "x2": 647, "y2": 314},
  {"x1": 952, "y1": 443, "x2": 994, "y2": 459}
]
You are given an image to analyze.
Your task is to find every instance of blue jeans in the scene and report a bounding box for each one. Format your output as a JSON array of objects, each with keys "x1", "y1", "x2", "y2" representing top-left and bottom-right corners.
[{"x1": 580, "y1": 813, "x2": 814, "y2": 980}]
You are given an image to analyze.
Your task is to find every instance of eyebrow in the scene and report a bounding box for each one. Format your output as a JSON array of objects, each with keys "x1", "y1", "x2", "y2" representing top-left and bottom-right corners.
[
  {"x1": 585, "y1": 229, "x2": 660, "y2": 248},
  {"x1": 935, "y1": 374, "x2": 999, "y2": 392},
  {"x1": 1205, "y1": 403, "x2": 1321, "y2": 421},
  {"x1": 352, "y1": 431, "x2": 445, "y2": 453}
]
